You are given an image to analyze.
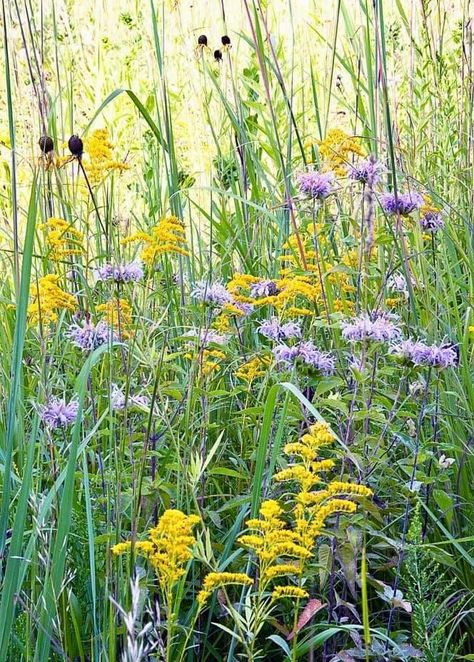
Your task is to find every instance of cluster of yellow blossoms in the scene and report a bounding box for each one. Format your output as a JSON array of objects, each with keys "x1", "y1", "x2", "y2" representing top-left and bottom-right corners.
[
  {"x1": 315, "y1": 128, "x2": 365, "y2": 176},
  {"x1": 39, "y1": 217, "x2": 84, "y2": 261},
  {"x1": 122, "y1": 216, "x2": 189, "y2": 266},
  {"x1": 234, "y1": 355, "x2": 272, "y2": 382},
  {"x1": 97, "y1": 298, "x2": 133, "y2": 338},
  {"x1": 199, "y1": 422, "x2": 372, "y2": 605},
  {"x1": 83, "y1": 128, "x2": 129, "y2": 185},
  {"x1": 112, "y1": 510, "x2": 200, "y2": 590},
  {"x1": 28, "y1": 274, "x2": 76, "y2": 325},
  {"x1": 185, "y1": 347, "x2": 227, "y2": 378}
]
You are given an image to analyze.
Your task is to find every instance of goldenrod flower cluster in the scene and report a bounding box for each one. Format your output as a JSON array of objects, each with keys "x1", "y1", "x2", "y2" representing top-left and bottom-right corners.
[
  {"x1": 197, "y1": 572, "x2": 253, "y2": 605},
  {"x1": 84, "y1": 128, "x2": 129, "y2": 185},
  {"x1": 316, "y1": 128, "x2": 365, "y2": 176},
  {"x1": 40, "y1": 217, "x2": 84, "y2": 261},
  {"x1": 112, "y1": 509, "x2": 200, "y2": 589},
  {"x1": 97, "y1": 298, "x2": 132, "y2": 338},
  {"x1": 122, "y1": 216, "x2": 189, "y2": 265},
  {"x1": 28, "y1": 274, "x2": 76, "y2": 325},
  {"x1": 186, "y1": 348, "x2": 226, "y2": 377},
  {"x1": 234, "y1": 355, "x2": 271, "y2": 382}
]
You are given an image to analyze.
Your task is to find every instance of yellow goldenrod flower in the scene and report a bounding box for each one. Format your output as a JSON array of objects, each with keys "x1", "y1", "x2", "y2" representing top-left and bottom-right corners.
[
  {"x1": 328, "y1": 481, "x2": 373, "y2": 497},
  {"x1": 112, "y1": 509, "x2": 200, "y2": 590},
  {"x1": 261, "y1": 563, "x2": 303, "y2": 582},
  {"x1": 235, "y1": 355, "x2": 271, "y2": 382},
  {"x1": 40, "y1": 217, "x2": 84, "y2": 261},
  {"x1": 316, "y1": 128, "x2": 365, "y2": 175},
  {"x1": 97, "y1": 298, "x2": 133, "y2": 338},
  {"x1": 28, "y1": 274, "x2": 76, "y2": 325},
  {"x1": 122, "y1": 216, "x2": 189, "y2": 264},
  {"x1": 197, "y1": 572, "x2": 253, "y2": 605},
  {"x1": 271, "y1": 585, "x2": 309, "y2": 600},
  {"x1": 83, "y1": 128, "x2": 129, "y2": 185}
]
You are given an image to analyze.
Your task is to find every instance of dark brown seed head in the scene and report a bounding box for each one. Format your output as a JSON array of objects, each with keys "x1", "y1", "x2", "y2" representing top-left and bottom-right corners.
[
  {"x1": 38, "y1": 135, "x2": 54, "y2": 154},
  {"x1": 221, "y1": 35, "x2": 231, "y2": 46},
  {"x1": 214, "y1": 49, "x2": 222, "y2": 61},
  {"x1": 68, "y1": 134, "x2": 83, "y2": 157},
  {"x1": 197, "y1": 34, "x2": 208, "y2": 46}
]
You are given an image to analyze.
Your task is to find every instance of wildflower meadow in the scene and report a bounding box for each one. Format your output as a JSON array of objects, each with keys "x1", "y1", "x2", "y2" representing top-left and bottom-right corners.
[{"x1": 1, "y1": 0, "x2": 474, "y2": 660}]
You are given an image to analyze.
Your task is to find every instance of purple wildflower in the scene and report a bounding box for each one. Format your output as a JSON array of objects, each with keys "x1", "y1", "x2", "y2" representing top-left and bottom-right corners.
[
  {"x1": 348, "y1": 156, "x2": 385, "y2": 186},
  {"x1": 420, "y1": 210, "x2": 444, "y2": 232},
  {"x1": 110, "y1": 384, "x2": 150, "y2": 411},
  {"x1": 40, "y1": 397, "x2": 79, "y2": 429},
  {"x1": 232, "y1": 301, "x2": 255, "y2": 316},
  {"x1": 94, "y1": 261, "x2": 144, "y2": 283},
  {"x1": 184, "y1": 328, "x2": 227, "y2": 345},
  {"x1": 191, "y1": 280, "x2": 233, "y2": 306},
  {"x1": 273, "y1": 341, "x2": 335, "y2": 375},
  {"x1": 341, "y1": 313, "x2": 401, "y2": 343},
  {"x1": 258, "y1": 317, "x2": 302, "y2": 342},
  {"x1": 380, "y1": 191, "x2": 423, "y2": 216},
  {"x1": 387, "y1": 272, "x2": 412, "y2": 297},
  {"x1": 250, "y1": 280, "x2": 279, "y2": 298},
  {"x1": 392, "y1": 339, "x2": 458, "y2": 369},
  {"x1": 66, "y1": 319, "x2": 117, "y2": 351},
  {"x1": 297, "y1": 170, "x2": 335, "y2": 200}
]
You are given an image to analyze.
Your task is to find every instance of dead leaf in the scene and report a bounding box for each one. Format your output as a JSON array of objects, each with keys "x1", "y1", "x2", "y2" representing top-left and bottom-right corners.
[{"x1": 287, "y1": 599, "x2": 326, "y2": 640}]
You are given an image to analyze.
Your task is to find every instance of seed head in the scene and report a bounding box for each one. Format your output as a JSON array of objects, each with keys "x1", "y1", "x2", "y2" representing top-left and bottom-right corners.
[
  {"x1": 68, "y1": 134, "x2": 84, "y2": 157},
  {"x1": 221, "y1": 35, "x2": 231, "y2": 46},
  {"x1": 214, "y1": 49, "x2": 223, "y2": 62},
  {"x1": 197, "y1": 34, "x2": 208, "y2": 46},
  {"x1": 38, "y1": 135, "x2": 54, "y2": 154}
]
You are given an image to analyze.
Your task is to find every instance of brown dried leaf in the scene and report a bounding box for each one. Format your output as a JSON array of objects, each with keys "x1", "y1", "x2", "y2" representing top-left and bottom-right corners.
[{"x1": 287, "y1": 599, "x2": 326, "y2": 641}]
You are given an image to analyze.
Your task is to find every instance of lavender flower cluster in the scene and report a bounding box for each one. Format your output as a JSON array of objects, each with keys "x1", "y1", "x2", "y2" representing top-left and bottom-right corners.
[
  {"x1": 273, "y1": 341, "x2": 335, "y2": 375},
  {"x1": 191, "y1": 280, "x2": 233, "y2": 306},
  {"x1": 66, "y1": 319, "x2": 118, "y2": 351},
  {"x1": 420, "y1": 210, "x2": 444, "y2": 232},
  {"x1": 380, "y1": 191, "x2": 424, "y2": 216},
  {"x1": 297, "y1": 170, "x2": 335, "y2": 200},
  {"x1": 249, "y1": 280, "x2": 279, "y2": 298},
  {"x1": 341, "y1": 313, "x2": 401, "y2": 343},
  {"x1": 392, "y1": 339, "x2": 458, "y2": 369},
  {"x1": 258, "y1": 317, "x2": 302, "y2": 342},
  {"x1": 110, "y1": 384, "x2": 150, "y2": 411},
  {"x1": 40, "y1": 397, "x2": 79, "y2": 429},
  {"x1": 184, "y1": 328, "x2": 227, "y2": 345},
  {"x1": 348, "y1": 156, "x2": 385, "y2": 186},
  {"x1": 94, "y1": 261, "x2": 144, "y2": 283}
]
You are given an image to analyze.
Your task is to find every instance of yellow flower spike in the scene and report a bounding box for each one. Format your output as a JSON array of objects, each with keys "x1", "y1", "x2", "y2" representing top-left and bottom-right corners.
[
  {"x1": 28, "y1": 274, "x2": 77, "y2": 326},
  {"x1": 112, "y1": 510, "x2": 200, "y2": 591},
  {"x1": 261, "y1": 564, "x2": 303, "y2": 582},
  {"x1": 83, "y1": 128, "x2": 129, "y2": 185},
  {"x1": 317, "y1": 128, "x2": 366, "y2": 175},
  {"x1": 197, "y1": 572, "x2": 253, "y2": 606},
  {"x1": 271, "y1": 586, "x2": 309, "y2": 600},
  {"x1": 97, "y1": 298, "x2": 133, "y2": 338},
  {"x1": 40, "y1": 217, "x2": 84, "y2": 261},
  {"x1": 328, "y1": 481, "x2": 373, "y2": 497},
  {"x1": 235, "y1": 355, "x2": 271, "y2": 382},
  {"x1": 122, "y1": 216, "x2": 189, "y2": 265}
]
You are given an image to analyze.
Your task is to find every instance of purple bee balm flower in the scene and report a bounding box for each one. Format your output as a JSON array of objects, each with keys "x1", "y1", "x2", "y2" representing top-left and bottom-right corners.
[
  {"x1": 191, "y1": 280, "x2": 233, "y2": 306},
  {"x1": 94, "y1": 261, "x2": 144, "y2": 283},
  {"x1": 387, "y1": 272, "x2": 412, "y2": 296},
  {"x1": 258, "y1": 317, "x2": 302, "y2": 342},
  {"x1": 40, "y1": 397, "x2": 79, "y2": 429},
  {"x1": 341, "y1": 313, "x2": 401, "y2": 343},
  {"x1": 297, "y1": 341, "x2": 336, "y2": 375},
  {"x1": 233, "y1": 301, "x2": 255, "y2": 316},
  {"x1": 297, "y1": 170, "x2": 335, "y2": 200},
  {"x1": 392, "y1": 339, "x2": 458, "y2": 369},
  {"x1": 110, "y1": 384, "x2": 150, "y2": 411},
  {"x1": 380, "y1": 191, "x2": 424, "y2": 216},
  {"x1": 66, "y1": 319, "x2": 118, "y2": 351},
  {"x1": 348, "y1": 156, "x2": 385, "y2": 186},
  {"x1": 420, "y1": 210, "x2": 444, "y2": 232},
  {"x1": 250, "y1": 280, "x2": 279, "y2": 298},
  {"x1": 184, "y1": 328, "x2": 227, "y2": 345},
  {"x1": 273, "y1": 341, "x2": 335, "y2": 375}
]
